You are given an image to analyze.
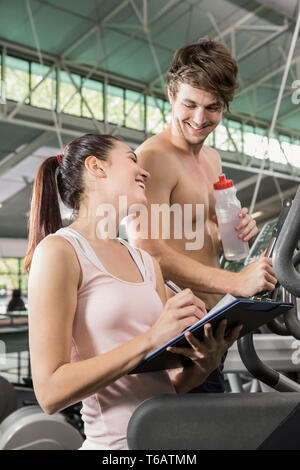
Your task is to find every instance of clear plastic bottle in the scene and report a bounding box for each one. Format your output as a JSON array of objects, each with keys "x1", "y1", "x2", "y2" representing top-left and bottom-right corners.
[{"x1": 213, "y1": 174, "x2": 250, "y2": 261}]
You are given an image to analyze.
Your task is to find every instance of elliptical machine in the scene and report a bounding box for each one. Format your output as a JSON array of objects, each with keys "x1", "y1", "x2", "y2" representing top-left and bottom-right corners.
[{"x1": 127, "y1": 187, "x2": 300, "y2": 450}]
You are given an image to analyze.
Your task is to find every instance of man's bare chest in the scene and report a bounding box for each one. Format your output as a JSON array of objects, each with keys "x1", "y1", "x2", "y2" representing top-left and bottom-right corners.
[{"x1": 171, "y1": 156, "x2": 218, "y2": 218}]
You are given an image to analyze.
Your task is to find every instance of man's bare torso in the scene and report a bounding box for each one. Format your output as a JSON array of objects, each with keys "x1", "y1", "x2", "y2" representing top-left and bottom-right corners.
[{"x1": 137, "y1": 129, "x2": 223, "y2": 309}]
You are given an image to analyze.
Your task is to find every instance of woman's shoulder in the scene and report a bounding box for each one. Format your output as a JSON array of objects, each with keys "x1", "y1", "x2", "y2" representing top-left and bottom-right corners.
[{"x1": 32, "y1": 233, "x2": 80, "y2": 272}]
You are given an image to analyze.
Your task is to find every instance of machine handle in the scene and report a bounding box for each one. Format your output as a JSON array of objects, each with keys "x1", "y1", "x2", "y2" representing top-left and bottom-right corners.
[
  {"x1": 273, "y1": 186, "x2": 300, "y2": 298},
  {"x1": 237, "y1": 332, "x2": 300, "y2": 392},
  {"x1": 283, "y1": 251, "x2": 300, "y2": 339},
  {"x1": 270, "y1": 199, "x2": 293, "y2": 244},
  {"x1": 237, "y1": 333, "x2": 279, "y2": 387}
]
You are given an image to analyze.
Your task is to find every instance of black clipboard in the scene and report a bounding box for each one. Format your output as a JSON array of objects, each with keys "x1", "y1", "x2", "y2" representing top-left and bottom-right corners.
[{"x1": 129, "y1": 298, "x2": 294, "y2": 374}]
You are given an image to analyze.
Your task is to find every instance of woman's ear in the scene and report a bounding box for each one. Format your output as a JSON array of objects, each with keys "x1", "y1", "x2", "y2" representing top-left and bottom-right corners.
[{"x1": 84, "y1": 155, "x2": 107, "y2": 178}]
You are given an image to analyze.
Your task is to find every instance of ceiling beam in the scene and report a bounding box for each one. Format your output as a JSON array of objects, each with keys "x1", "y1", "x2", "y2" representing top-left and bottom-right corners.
[
  {"x1": 236, "y1": 51, "x2": 300, "y2": 99},
  {"x1": 254, "y1": 184, "x2": 299, "y2": 211},
  {"x1": 237, "y1": 22, "x2": 290, "y2": 61},
  {"x1": 0, "y1": 131, "x2": 52, "y2": 176},
  {"x1": 222, "y1": 160, "x2": 300, "y2": 182},
  {"x1": 60, "y1": 0, "x2": 131, "y2": 59},
  {"x1": 148, "y1": 5, "x2": 268, "y2": 89},
  {"x1": 236, "y1": 174, "x2": 267, "y2": 191}
]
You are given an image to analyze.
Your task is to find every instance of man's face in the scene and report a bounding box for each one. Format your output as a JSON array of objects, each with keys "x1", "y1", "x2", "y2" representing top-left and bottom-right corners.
[{"x1": 168, "y1": 83, "x2": 223, "y2": 145}]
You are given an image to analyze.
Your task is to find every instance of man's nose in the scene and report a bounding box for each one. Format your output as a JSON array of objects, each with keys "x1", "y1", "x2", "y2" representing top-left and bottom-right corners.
[{"x1": 192, "y1": 108, "x2": 206, "y2": 126}]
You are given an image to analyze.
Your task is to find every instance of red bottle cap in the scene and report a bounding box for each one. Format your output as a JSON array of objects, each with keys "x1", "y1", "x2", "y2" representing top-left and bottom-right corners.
[{"x1": 213, "y1": 174, "x2": 234, "y2": 190}]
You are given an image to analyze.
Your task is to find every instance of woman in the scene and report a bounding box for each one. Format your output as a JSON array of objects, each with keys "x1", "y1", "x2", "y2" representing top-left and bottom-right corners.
[{"x1": 25, "y1": 133, "x2": 241, "y2": 450}]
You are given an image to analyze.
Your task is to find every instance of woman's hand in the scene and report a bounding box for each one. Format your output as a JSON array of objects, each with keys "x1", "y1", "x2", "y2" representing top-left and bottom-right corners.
[
  {"x1": 166, "y1": 320, "x2": 242, "y2": 393},
  {"x1": 148, "y1": 289, "x2": 207, "y2": 351}
]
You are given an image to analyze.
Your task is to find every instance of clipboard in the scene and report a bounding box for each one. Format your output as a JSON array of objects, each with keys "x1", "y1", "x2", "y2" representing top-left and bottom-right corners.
[{"x1": 129, "y1": 298, "x2": 294, "y2": 374}]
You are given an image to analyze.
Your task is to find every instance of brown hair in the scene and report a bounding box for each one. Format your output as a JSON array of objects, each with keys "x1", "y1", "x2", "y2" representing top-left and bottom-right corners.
[
  {"x1": 167, "y1": 39, "x2": 239, "y2": 111},
  {"x1": 24, "y1": 133, "x2": 119, "y2": 272}
]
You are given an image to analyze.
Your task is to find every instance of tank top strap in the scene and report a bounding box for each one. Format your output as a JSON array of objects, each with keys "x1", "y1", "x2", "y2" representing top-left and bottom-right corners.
[
  {"x1": 46, "y1": 228, "x2": 99, "y2": 293},
  {"x1": 53, "y1": 228, "x2": 148, "y2": 283},
  {"x1": 57, "y1": 227, "x2": 107, "y2": 271},
  {"x1": 117, "y1": 238, "x2": 146, "y2": 281},
  {"x1": 134, "y1": 247, "x2": 157, "y2": 288}
]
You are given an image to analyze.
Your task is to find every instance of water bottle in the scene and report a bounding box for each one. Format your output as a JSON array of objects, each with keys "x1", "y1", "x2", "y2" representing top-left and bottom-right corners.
[{"x1": 213, "y1": 174, "x2": 249, "y2": 261}]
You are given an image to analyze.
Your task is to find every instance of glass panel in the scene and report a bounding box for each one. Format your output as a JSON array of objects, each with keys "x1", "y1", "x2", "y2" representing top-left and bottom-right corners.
[
  {"x1": 279, "y1": 134, "x2": 291, "y2": 144},
  {"x1": 146, "y1": 96, "x2": 164, "y2": 134},
  {"x1": 31, "y1": 62, "x2": 56, "y2": 110},
  {"x1": 281, "y1": 142, "x2": 300, "y2": 168},
  {"x1": 268, "y1": 138, "x2": 286, "y2": 164},
  {"x1": 243, "y1": 132, "x2": 268, "y2": 159},
  {"x1": 125, "y1": 89, "x2": 144, "y2": 130},
  {"x1": 6, "y1": 56, "x2": 30, "y2": 103},
  {"x1": 214, "y1": 124, "x2": 229, "y2": 151},
  {"x1": 107, "y1": 85, "x2": 124, "y2": 125},
  {"x1": 0, "y1": 258, "x2": 28, "y2": 314},
  {"x1": 205, "y1": 131, "x2": 214, "y2": 146},
  {"x1": 82, "y1": 78, "x2": 103, "y2": 121},
  {"x1": 59, "y1": 71, "x2": 81, "y2": 116},
  {"x1": 254, "y1": 126, "x2": 267, "y2": 137}
]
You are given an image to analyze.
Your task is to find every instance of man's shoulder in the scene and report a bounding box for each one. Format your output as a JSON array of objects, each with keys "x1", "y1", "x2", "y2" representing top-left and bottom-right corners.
[
  {"x1": 136, "y1": 132, "x2": 174, "y2": 159},
  {"x1": 136, "y1": 132, "x2": 179, "y2": 187},
  {"x1": 203, "y1": 144, "x2": 221, "y2": 159},
  {"x1": 136, "y1": 132, "x2": 178, "y2": 174},
  {"x1": 202, "y1": 145, "x2": 222, "y2": 172}
]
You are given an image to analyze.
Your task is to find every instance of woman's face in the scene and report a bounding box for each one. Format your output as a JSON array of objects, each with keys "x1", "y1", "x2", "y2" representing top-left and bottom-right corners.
[{"x1": 105, "y1": 140, "x2": 150, "y2": 210}]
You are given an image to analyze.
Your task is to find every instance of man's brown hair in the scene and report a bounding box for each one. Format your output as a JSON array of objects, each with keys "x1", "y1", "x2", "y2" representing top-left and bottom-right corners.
[{"x1": 167, "y1": 39, "x2": 239, "y2": 111}]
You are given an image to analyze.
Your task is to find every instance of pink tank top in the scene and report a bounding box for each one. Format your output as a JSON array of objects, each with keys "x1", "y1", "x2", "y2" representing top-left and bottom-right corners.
[{"x1": 49, "y1": 228, "x2": 175, "y2": 450}]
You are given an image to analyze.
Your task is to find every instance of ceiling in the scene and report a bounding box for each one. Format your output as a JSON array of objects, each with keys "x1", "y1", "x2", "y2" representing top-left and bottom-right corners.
[{"x1": 0, "y1": 0, "x2": 300, "y2": 238}]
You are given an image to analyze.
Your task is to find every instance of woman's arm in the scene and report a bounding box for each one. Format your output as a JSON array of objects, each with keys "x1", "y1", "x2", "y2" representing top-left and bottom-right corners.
[
  {"x1": 28, "y1": 236, "x2": 154, "y2": 415},
  {"x1": 151, "y1": 255, "x2": 211, "y2": 392},
  {"x1": 29, "y1": 238, "x2": 205, "y2": 415}
]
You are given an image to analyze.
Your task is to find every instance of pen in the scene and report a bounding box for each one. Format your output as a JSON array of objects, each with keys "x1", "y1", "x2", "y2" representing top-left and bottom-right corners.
[{"x1": 165, "y1": 280, "x2": 182, "y2": 294}]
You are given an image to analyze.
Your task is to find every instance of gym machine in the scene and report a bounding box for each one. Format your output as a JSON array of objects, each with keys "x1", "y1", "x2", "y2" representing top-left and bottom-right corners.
[{"x1": 127, "y1": 187, "x2": 300, "y2": 450}]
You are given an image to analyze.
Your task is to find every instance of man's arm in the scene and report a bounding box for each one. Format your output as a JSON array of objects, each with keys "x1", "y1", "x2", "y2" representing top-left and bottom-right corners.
[{"x1": 131, "y1": 147, "x2": 276, "y2": 298}]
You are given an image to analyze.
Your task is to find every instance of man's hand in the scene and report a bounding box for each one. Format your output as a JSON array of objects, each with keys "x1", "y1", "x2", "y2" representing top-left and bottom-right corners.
[
  {"x1": 235, "y1": 208, "x2": 258, "y2": 242},
  {"x1": 233, "y1": 252, "x2": 277, "y2": 298}
]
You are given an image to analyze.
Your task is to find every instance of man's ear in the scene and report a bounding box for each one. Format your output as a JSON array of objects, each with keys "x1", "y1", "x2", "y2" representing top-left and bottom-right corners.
[
  {"x1": 84, "y1": 155, "x2": 107, "y2": 178},
  {"x1": 167, "y1": 87, "x2": 174, "y2": 105}
]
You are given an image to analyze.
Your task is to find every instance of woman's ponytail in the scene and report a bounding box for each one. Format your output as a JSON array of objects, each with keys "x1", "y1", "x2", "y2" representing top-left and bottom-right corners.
[
  {"x1": 24, "y1": 156, "x2": 62, "y2": 272},
  {"x1": 24, "y1": 133, "x2": 120, "y2": 272}
]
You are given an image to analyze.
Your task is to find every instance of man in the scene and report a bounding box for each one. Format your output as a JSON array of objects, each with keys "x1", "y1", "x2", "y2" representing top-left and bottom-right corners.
[{"x1": 129, "y1": 40, "x2": 277, "y2": 392}]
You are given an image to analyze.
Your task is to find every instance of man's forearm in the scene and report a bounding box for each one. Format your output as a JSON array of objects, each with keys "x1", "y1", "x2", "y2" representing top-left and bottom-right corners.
[{"x1": 135, "y1": 239, "x2": 238, "y2": 295}]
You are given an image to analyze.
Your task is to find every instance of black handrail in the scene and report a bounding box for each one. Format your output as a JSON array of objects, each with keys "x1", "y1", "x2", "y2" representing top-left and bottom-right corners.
[
  {"x1": 273, "y1": 186, "x2": 300, "y2": 298},
  {"x1": 237, "y1": 332, "x2": 300, "y2": 392},
  {"x1": 263, "y1": 198, "x2": 292, "y2": 335},
  {"x1": 237, "y1": 190, "x2": 300, "y2": 390},
  {"x1": 283, "y1": 251, "x2": 300, "y2": 339},
  {"x1": 237, "y1": 333, "x2": 279, "y2": 387}
]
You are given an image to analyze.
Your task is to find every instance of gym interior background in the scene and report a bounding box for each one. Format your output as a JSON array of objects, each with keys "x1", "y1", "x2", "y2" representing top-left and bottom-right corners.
[{"x1": 0, "y1": 0, "x2": 300, "y2": 450}]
